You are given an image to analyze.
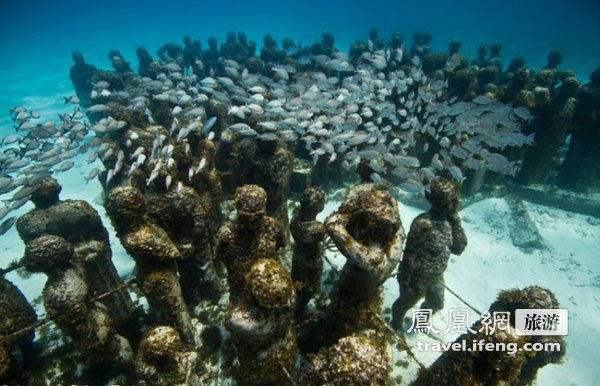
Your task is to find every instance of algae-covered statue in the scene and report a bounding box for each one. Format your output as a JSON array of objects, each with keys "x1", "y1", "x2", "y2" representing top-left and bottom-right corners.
[
  {"x1": 300, "y1": 183, "x2": 403, "y2": 356},
  {"x1": 299, "y1": 329, "x2": 391, "y2": 386},
  {"x1": 0, "y1": 275, "x2": 37, "y2": 383},
  {"x1": 413, "y1": 286, "x2": 565, "y2": 385},
  {"x1": 237, "y1": 137, "x2": 294, "y2": 233},
  {"x1": 391, "y1": 178, "x2": 467, "y2": 331},
  {"x1": 215, "y1": 184, "x2": 286, "y2": 302},
  {"x1": 16, "y1": 177, "x2": 136, "y2": 333},
  {"x1": 291, "y1": 187, "x2": 326, "y2": 316},
  {"x1": 108, "y1": 49, "x2": 133, "y2": 73},
  {"x1": 135, "y1": 326, "x2": 202, "y2": 386},
  {"x1": 105, "y1": 186, "x2": 196, "y2": 345},
  {"x1": 225, "y1": 258, "x2": 297, "y2": 386},
  {"x1": 326, "y1": 183, "x2": 404, "y2": 302},
  {"x1": 136, "y1": 47, "x2": 154, "y2": 77},
  {"x1": 23, "y1": 234, "x2": 134, "y2": 370},
  {"x1": 69, "y1": 51, "x2": 96, "y2": 108}
]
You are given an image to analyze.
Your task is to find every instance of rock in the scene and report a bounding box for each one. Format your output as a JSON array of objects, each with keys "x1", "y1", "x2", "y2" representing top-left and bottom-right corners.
[{"x1": 506, "y1": 195, "x2": 546, "y2": 253}]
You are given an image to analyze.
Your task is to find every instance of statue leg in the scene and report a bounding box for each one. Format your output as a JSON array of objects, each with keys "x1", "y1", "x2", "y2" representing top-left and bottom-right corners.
[
  {"x1": 421, "y1": 278, "x2": 445, "y2": 315},
  {"x1": 392, "y1": 282, "x2": 422, "y2": 331}
]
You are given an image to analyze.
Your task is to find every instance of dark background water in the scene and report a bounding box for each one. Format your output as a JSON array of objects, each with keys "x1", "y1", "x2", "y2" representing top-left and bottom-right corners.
[{"x1": 0, "y1": 0, "x2": 598, "y2": 126}]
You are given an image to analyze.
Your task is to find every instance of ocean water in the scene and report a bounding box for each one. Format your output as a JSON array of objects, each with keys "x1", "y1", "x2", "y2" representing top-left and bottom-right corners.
[
  {"x1": 1, "y1": 0, "x2": 598, "y2": 126},
  {"x1": 1, "y1": 0, "x2": 599, "y2": 384}
]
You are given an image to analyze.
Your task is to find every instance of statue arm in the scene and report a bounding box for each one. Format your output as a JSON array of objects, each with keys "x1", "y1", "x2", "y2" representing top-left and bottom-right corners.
[
  {"x1": 448, "y1": 212, "x2": 468, "y2": 255},
  {"x1": 325, "y1": 212, "x2": 370, "y2": 264}
]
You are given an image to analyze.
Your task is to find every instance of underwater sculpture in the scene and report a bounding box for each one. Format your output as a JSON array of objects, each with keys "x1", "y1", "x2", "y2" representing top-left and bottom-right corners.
[
  {"x1": 517, "y1": 56, "x2": 581, "y2": 184},
  {"x1": 105, "y1": 186, "x2": 196, "y2": 345},
  {"x1": 219, "y1": 31, "x2": 257, "y2": 65},
  {"x1": 488, "y1": 286, "x2": 566, "y2": 385},
  {"x1": 413, "y1": 286, "x2": 565, "y2": 386},
  {"x1": 69, "y1": 51, "x2": 96, "y2": 108},
  {"x1": 410, "y1": 32, "x2": 432, "y2": 58},
  {"x1": 136, "y1": 47, "x2": 154, "y2": 77},
  {"x1": 23, "y1": 234, "x2": 134, "y2": 370},
  {"x1": 324, "y1": 183, "x2": 403, "y2": 339},
  {"x1": 487, "y1": 42, "x2": 503, "y2": 71},
  {"x1": 16, "y1": 177, "x2": 136, "y2": 332},
  {"x1": 225, "y1": 258, "x2": 297, "y2": 386},
  {"x1": 558, "y1": 66, "x2": 600, "y2": 193},
  {"x1": 125, "y1": 135, "x2": 224, "y2": 306},
  {"x1": 290, "y1": 187, "x2": 326, "y2": 316},
  {"x1": 260, "y1": 33, "x2": 286, "y2": 64},
  {"x1": 237, "y1": 136, "x2": 294, "y2": 233},
  {"x1": 109, "y1": 49, "x2": 133, "y2": 73},
  {"x1": 146, "y1": 182, "x2": 222, "y2": 305},
  {"x1": 326, "y1": 183, "x2": 404, "y2": 306},
  {"x1": 182, "y1": 36, "x2": 200, "y2": 74},
  {"x1": 157, "y1": 42, "x2": 184, "y2": 67},
  {"x1": 216, "y1": 184, "x2": 286, "y2": 303},
  {"x1": 299, "y1": 329, "x2": 391, "y2": 386},
  {"x1": 135, "y1": 326, "x2": 202, "y2": 386},
  {"x1": 391, "y1": 178, "x2": 467, "y2": 331},
  {"x1": 301, "y1": 183, "x2": 403, "y2": 358},
  {"x1": 0, "y1": 275, "x2": 37, "y2": 383}
]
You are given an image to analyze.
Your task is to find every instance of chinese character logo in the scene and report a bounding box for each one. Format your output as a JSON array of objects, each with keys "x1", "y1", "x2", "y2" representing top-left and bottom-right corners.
[{"x1": 407, "y1": 309, "x2": 439, "y2": 334}]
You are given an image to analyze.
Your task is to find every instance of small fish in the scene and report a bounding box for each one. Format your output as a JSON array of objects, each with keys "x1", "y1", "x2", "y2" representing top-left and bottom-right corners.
[
  {"x1": 196, "y1": 158, "x2": 206, "y2": 174},
  {"x1": 93, "y1": 80, "x2": 110, "y2": 89},
  {"x1": 202, "y1": 117, "x2": 216, "y2": 134},
  {"x1": 370, "y1": 172, "x2": 384, "y2": 184},
  {"x1": 0, "y1": 216, "x2": 16, "y2": 236},
  {"x1": 64, "y1": 95, "x2": 80, "y2": 104},
  {"x1": 449, "y1": 165, "x2": 465, "y2": 182},
  {"x1": 57, "y1": 160, "x2": 75, "y2": 172},
  {"x1": 397, "y1": 155, "x2": 420, "y2": 168},
  {"x1": 130, "y1": 147, "x2": 145, "y2": 160},
  {"x1": 106, "y1": 169, "x2": 115, "y2": 185},
  {"x1": 514, "y1": 107, "x2": 533, "y2": 122},
  {"x1": 0, "y1": 205, "x2": 9, "y2": 221},
  {"x1": 10, "y1": 186, "x2": 34, "y2": 201},
  {"x1": 2, "y1": 135, "x2": 20, "y2": 145},
  {"x1": 10, "y1": 197, "x2": 29, "y2": 211},
  {"x1": 473, "y1": 95, "x2": 492, "y2": 105},
  {"x1": 88, "y1": 104, "x2": 107, "y2": 113},
  {"x1": 85, "y1": 168, "x2": 99, "y2": 183},
  {"x1": 166, "y1": 157, "x2": 175, "y2": 169},
  {"x1": 145, "y1": 108, "x2": 155, "y2": 124},
  {"x1": 399, "y1": 179, "x2": 425, "y2": 194},
  {"x1": 0, "y1": 178, "x2": 13, "y2": 190},
  {"x1": 258, "y1": 133, "x2": 278, "y2": 142}
]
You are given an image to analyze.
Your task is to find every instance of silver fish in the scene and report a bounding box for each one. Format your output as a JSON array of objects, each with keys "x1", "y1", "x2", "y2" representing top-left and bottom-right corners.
[{"x1": 0, "y1": 216, "x2": 16, "y2": 235}]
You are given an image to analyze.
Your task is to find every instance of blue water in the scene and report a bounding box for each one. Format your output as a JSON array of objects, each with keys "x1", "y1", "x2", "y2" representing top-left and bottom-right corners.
[
  {"x1": 1, "y1": 1, "x2": 600, "y2": 384},
  {"x1": 1, "y1": 0, "x2": 598, "y2": 129}
]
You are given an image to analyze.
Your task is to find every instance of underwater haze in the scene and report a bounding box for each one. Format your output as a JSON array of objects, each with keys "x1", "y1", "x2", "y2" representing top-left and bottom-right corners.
[
  {"x1": 1, "y1": 0, "x2": 600, "y2": 385},
  {"x1": 1, "y1": 0, "x2": 599, "y2": 123}
]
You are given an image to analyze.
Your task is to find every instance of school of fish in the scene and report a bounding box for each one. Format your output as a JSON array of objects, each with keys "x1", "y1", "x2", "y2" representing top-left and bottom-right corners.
[{"x1": 0, "y1": 42, "x2": 534, "y2": 236}]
